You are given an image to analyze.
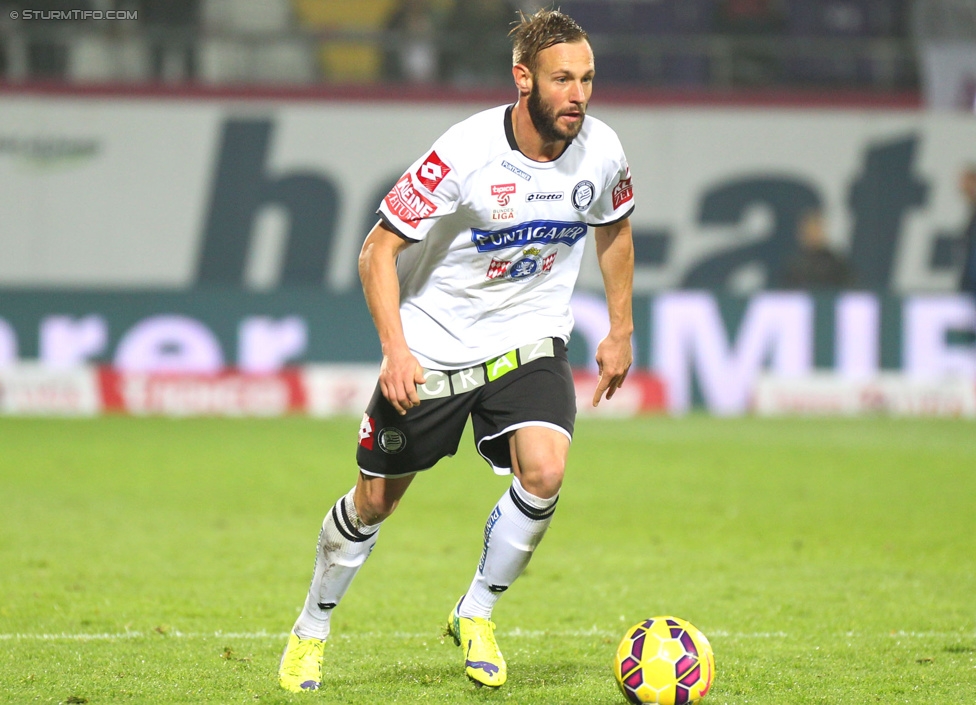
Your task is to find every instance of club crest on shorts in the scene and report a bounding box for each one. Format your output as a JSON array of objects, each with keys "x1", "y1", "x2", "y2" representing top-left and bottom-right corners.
[
  {"x1": 572, "y1": 180, "x2": 595, "y2": 211},
  {"x1": 377, "y1": 427, "x2": 407, "y2": 454}
]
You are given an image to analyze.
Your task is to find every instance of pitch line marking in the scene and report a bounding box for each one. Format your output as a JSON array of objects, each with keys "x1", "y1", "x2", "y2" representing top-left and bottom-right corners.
[{"x1": 1, "y1": 629, "x2": 972, "y2": 642}]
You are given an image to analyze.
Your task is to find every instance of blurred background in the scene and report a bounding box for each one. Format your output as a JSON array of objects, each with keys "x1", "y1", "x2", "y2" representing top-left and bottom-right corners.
[
  {"x1": 0, "y1": 0, "x2": 967, "y2": 98},
  {"x1": 1, "y1": 0, "x2": 975, "y2": 417}
]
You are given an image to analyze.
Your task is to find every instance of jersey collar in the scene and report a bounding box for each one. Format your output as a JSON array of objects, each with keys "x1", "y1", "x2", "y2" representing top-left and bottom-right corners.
[{"x1": 504, "y1": 104, "x2": 573, "y2": 163}]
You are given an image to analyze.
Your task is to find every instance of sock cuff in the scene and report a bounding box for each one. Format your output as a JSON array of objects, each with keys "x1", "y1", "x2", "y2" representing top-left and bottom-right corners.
[
  {"x1": 330, "y1": 488, "x2": 381, "y2": 543},
  {"x1": 509, "y1": 476, "x2": 558, "y2": 521}
]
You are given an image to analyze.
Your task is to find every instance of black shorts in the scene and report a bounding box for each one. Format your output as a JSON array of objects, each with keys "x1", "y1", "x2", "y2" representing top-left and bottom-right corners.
[{"x1": 356, "y1": 338, "x2": 576, "y2": 477}]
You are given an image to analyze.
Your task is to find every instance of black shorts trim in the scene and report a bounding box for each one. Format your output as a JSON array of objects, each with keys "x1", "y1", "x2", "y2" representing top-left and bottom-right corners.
[{"x1": 474, "y1": 421, "x2": 572, "y2": 475}]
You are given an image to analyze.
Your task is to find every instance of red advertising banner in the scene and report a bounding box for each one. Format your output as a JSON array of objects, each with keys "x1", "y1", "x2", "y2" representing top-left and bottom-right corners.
[{"x1": 572, "y1": 370, "x2": 668, "y2": 416}]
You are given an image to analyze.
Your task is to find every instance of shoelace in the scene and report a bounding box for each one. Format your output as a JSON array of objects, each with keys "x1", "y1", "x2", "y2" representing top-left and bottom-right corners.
[
  {"x1": 469, "y1": 619, "x2": 501, "y2": 655},
  {"x1": 283, "y1": 639, "x2": 320, "y2": 676}
]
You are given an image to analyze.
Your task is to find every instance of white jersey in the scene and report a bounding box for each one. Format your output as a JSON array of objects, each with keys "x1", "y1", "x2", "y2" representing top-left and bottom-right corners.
[{"x1": 378, "y1": 104, "x2": 634, "y2": 370}]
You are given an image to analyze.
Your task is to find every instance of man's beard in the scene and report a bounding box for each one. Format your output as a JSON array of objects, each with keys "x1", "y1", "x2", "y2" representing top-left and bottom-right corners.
[{"x1": 527, "y1": 81, "x2": 586, "y2": 143}]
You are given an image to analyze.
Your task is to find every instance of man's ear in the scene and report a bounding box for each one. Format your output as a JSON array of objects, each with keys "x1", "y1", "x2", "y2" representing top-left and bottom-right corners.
[{"x1": 513, "y1": 63, "x2": 532, "y2": 96}]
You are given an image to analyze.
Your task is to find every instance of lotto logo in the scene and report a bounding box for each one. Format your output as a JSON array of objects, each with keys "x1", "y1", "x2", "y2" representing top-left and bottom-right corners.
[
  {"x1": 491, "y1": 183, "x2": 517, "y2": 206},
  {"x1": 358, "y1": 413, "x2": 375, "y2": 450},
  {"x1": 612, "y1": 176, "x2": 634, "y2": 210},
  {"x1": 526, "y1": 192, "x2": 563, "y2": 202},
  {"x1": 416, "y1": 151, "x2": 450, "y2": 192}
]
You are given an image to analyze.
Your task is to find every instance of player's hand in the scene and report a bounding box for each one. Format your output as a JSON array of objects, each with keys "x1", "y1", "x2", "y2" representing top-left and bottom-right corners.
[
  {"x1": 379, "y1": 347, "x2": 426, "y2": 416},
  {"x1": 592, "y1": 333, "x2": 632, "y2": 407}
]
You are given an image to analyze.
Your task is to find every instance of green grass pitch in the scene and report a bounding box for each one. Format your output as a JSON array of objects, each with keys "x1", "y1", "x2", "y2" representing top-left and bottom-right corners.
[{"x1": 1, "y1": 415, "x2": 974, "y2": 704}]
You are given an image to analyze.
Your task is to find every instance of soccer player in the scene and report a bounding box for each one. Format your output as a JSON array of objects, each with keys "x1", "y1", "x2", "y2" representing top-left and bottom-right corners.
[{"x1": 279, "y1": 8, "x2": 635, "y2": 693}]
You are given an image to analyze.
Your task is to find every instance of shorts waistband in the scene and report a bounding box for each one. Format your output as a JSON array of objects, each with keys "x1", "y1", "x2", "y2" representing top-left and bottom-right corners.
[{"x1": 416, "y1": 338, "x2": 557, "y2": 400}]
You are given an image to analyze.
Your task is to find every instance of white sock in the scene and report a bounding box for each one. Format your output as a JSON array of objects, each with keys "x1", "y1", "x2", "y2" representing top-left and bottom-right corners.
[
  {"x1": 459, "y1": 476, "x2": 558, "y2": 620},
  {"x1": 292, "y1": 487, "x2": 381, "y2": 640}
]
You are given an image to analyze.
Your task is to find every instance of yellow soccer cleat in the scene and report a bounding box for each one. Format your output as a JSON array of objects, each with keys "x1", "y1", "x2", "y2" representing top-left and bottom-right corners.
[
  {"x1": 445, "y1": 598, "x2": 507, "y2": 687},
  {"x1": 278, "y1": 631, "x2": 326, "y2": 693}
]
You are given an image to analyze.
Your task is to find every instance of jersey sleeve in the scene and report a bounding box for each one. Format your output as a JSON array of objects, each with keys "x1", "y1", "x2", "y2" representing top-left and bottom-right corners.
[
  {"x1": 377, "y1": 142, "x2": 462, "y2": 241},
  {"x1": 586, "y1": 140, "x2": 635, "y2": 227}
]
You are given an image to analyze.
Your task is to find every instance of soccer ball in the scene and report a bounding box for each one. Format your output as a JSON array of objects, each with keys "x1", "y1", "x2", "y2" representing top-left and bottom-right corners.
[{"x1": 612, "y1": 616, "x2": 715, "y2": 704}]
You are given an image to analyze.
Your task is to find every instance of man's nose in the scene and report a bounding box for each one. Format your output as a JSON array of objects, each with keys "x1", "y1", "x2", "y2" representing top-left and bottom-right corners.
[{"x1": 569, "y1": 80, "x2": 585, "y2": 103}]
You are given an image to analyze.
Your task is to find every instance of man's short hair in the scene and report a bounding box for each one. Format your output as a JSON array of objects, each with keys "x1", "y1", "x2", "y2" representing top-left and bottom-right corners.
[{"x1": 510, "y1": 9, "x2": 589, "y2": 72}]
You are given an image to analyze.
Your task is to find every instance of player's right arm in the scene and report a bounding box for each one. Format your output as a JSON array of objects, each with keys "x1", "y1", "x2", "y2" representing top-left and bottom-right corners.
[{"x1": 359, "y1": 220, "x2": 426, "y2": 416}]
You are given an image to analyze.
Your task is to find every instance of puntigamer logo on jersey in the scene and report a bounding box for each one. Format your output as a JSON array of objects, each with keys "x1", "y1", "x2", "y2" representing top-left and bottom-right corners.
[{"x1": 471, "y1": 220, "x2": 587, "y2": 252}]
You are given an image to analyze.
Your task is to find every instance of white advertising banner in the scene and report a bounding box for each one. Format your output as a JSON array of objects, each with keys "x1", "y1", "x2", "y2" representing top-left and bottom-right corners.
[
  {"x1": 302, "y1": 364, "x2": 380, "y2": 417},
  {"x1": 753, "y1": 373, "x2": 976, "y2": 417},
  {"x1": 0, "y1": 363, "x2": 100, "y2": 416},
  {"x1": 2, "y1": 94, "x2": 975, "y2": 293}
]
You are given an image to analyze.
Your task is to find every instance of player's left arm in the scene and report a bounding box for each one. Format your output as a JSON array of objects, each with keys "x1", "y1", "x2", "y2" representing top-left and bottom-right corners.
[{"x1": 592, "y1": 217, "x2": 635, "y2": 406}]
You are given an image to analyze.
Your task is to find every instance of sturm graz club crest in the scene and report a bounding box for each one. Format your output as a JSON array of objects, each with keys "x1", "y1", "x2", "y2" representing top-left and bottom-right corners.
[
  {"x1": 572, "y1": 180, "x2": 595, "y2": 211},
  {"x1": 377, "y1": 427, "x2": 406, "y2": 454}
]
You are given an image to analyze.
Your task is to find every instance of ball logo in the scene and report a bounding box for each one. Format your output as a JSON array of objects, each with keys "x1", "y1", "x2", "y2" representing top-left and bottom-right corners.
[
  {"x1": 572, "y1": 180, "x2": 595, "y2": 211},
  {"x1": 378, "y1": 427, "x2": 406, "y2": 454},
  {"x1": 491, "y1": 183, "x2": 516, "y2": 206}
]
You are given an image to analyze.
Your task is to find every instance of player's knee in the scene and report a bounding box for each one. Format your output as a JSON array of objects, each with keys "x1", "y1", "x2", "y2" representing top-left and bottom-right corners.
[
  {"x1": 356, "y1": 500, "x2": 394, "y2": 525},
  {"x1": 354, "y1": 472, "x2": 413, "y2": 525},
  {"x1": 355, "y1": 492, "x2": 399, "y2": 525},
  {"x1": 519, "y1": 459, "x2": 565, "y2": 499}
]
